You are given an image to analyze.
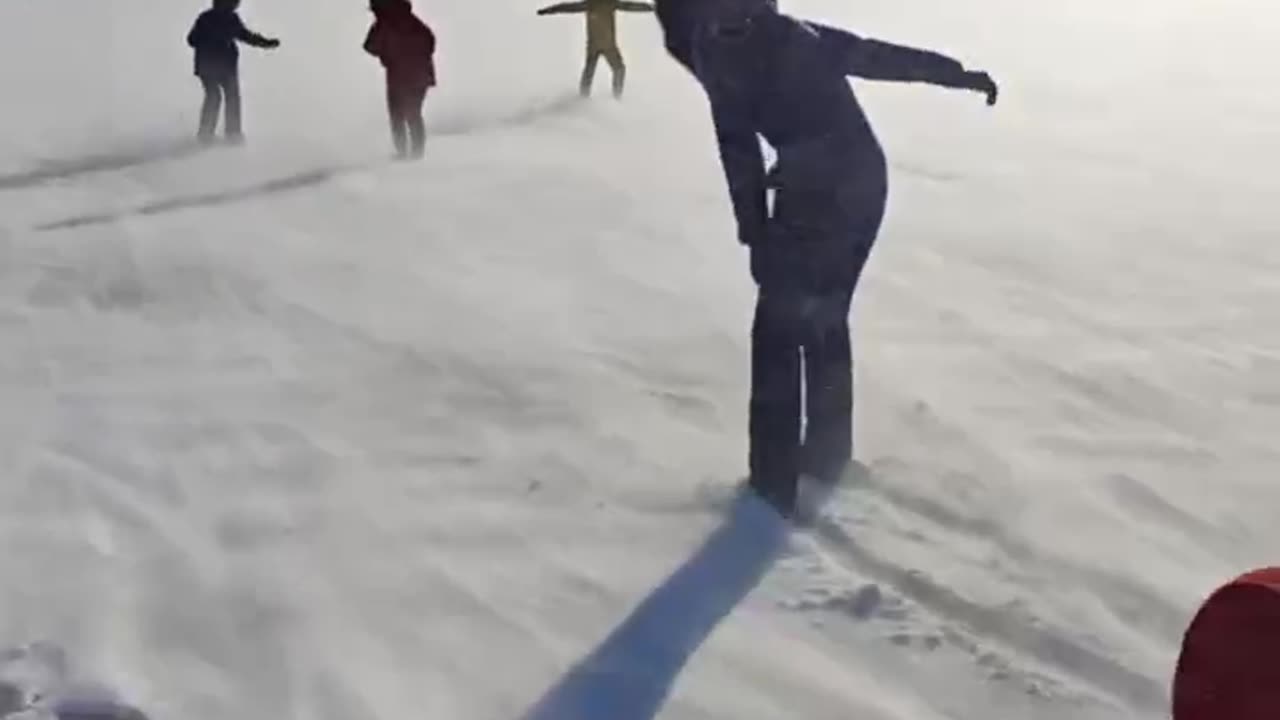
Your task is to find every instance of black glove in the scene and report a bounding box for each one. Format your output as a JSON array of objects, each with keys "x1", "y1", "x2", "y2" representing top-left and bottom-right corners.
[
  {"x1": 965, "y1": 70, "x2": 998, "y2": 106},
  {"x1": 264, "y1": 37, "x2": 281, "y2": 49},
  {"x1": 738, "y1": 222, "x2": 768, "y2": 247}
]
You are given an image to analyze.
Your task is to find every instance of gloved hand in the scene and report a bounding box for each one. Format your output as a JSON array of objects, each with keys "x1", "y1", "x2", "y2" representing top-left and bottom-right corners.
[
  {"x1": 738, "y1": 222, "x2": 768, "y2": 246},
  {"x1": 264, "y1": 37, "x2": 281, "y2": 49},
  {"x1": 965, "y1": 70, "x2": 998, "y2": 106},
  {"x1": 747, "y1": 220, "x2": 790, "y2": 286}
]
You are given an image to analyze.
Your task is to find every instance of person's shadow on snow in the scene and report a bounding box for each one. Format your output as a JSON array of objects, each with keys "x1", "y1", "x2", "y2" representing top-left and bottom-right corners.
[{"x1": 521, "y1": 485, "x2": 806, "y2": 720}]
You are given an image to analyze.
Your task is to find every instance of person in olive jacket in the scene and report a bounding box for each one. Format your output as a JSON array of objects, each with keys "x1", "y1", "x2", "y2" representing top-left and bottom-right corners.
[{"x1": 536, "y1": 0, "x2": 654, "y2": 99}]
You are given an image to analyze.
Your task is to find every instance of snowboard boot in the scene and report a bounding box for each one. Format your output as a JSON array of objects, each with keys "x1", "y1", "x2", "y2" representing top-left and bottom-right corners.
[
  {"x1": 747, "y1": 473, "x2": 797, "y2": 520},
  {"x1": 793, "y1": 473, "x2": 840, "y2": 527}
]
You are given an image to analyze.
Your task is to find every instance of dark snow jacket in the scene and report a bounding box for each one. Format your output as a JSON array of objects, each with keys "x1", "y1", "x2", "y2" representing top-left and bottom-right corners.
[
  {"x1": 655, "y1": 0, "x2": 977, "y2": 246},
  {"x1": 364, "y1": 2, "x2": 437, "y2": 87},
  {"x1": 186, "y1": 6, "x2": 276, "y2": 78}
]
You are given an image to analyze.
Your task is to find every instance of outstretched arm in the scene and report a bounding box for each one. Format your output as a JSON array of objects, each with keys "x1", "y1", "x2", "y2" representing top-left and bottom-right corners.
[
  {"x1": 616, "y1": 1, "x2": 656, "y2": 11},
  {"x1": 536, "y1": 2, "x2": 589, "y2": 15},
  {"x1": 234, "y1": 16, "x2": 280, "y2": 48},
  {"x1": 815, "y1": 23, "x2": 997, "y2": 104},
  {"x1": 708, "y1": 99, "x2": 768, "y2": 246}
]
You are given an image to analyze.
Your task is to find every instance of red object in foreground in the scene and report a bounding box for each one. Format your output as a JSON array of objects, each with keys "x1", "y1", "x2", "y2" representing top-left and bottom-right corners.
[{"x1": 1173, "y1": 567, "x2": 1280, "y2": 720}]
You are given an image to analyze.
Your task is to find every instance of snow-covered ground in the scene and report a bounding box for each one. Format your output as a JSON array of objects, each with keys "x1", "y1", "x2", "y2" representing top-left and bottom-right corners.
[{"x1": 1, "y1": 0, "x2": 1277, "y2": 718}]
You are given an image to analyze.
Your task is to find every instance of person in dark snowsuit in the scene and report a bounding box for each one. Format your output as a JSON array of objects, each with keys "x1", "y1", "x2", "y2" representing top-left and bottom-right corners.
[
  {"x1": 186, "y1": 0, "x2": 279, "y2": 145},
  {"x1": 654, "y1": 0, "x2": 998, "y2": 516},
  {"x1": 364, "y1": 0, "x2": 437, "y2": 159}
]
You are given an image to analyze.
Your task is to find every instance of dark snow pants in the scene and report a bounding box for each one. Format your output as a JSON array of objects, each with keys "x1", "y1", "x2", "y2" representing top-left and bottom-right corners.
[
  {"x1": 198, "y1": 72, "x2": 242, "y2": 142},
  {"x1": 747, "y1": 165, "x2": 887, "y2": 512},
  {"x1": 387, "y1": 75, "x2": 429, "y2": 158}
]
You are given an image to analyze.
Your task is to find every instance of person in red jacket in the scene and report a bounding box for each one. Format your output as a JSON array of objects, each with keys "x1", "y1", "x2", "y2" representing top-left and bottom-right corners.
[
  {"x1": 1174, "y1": 566, "x2": 1280, "y2": 720},
  {"x1": 363, "y1": 0, "x2": 437, "y2": 159}
]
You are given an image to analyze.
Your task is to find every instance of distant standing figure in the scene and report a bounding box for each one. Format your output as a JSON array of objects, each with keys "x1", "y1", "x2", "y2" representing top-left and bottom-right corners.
[
  {"x1": 655, "y1": 0, "x2": 998, "y2": 517},
  {"x1": 536, "y1": 0, "x2": 655, "y2": 99},
  {"x1": 186, "y1": 0, "x2": 280, "y2": 145},
  {"x1": 364, "y1": 0, "x2": 437, "y2": 159}
]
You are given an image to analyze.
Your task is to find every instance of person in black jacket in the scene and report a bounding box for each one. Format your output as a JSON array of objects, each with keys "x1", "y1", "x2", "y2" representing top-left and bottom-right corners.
[
  {"x1": 654, "y1": 0, "x2": 998, "y2": 517},
  {"x1": 186, "y1": 0, "x2": 280, "y2": 145}
]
